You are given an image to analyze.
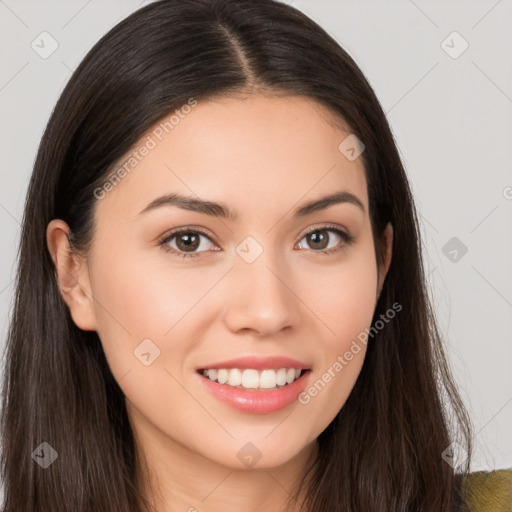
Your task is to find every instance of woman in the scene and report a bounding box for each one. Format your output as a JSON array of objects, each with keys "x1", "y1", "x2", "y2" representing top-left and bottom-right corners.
[{"x1": 1, "y1": 0, "x2": 509, "y2": 510}]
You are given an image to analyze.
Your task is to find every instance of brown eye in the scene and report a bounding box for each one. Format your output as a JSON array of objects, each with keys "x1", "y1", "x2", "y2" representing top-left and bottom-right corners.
[
  {"x1": 175, "y1": 232, "x2": 201, "y2": 252},
  {"x1": 160, "y1": 229, "x2": 217, "y2": 258},
  {"x1": 305, "y1": 230, "x2": 330, "y2": 250},
  {"x1": 297, "y1": 226, "x2": 354, "y2": 254}
]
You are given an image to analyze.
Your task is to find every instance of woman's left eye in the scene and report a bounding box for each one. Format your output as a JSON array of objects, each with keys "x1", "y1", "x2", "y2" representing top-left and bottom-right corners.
[
  {"x1": 297, "y1": 226, "x2": 354, "y2": 255},
  {"x1": 159, "y1": 225, "x2": 354, "y2": 259}
]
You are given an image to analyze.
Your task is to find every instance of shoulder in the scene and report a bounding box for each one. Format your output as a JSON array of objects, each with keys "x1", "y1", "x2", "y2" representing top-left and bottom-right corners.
[{"x1": 462, "y1": 467, "x2": 512, "y2": 512}]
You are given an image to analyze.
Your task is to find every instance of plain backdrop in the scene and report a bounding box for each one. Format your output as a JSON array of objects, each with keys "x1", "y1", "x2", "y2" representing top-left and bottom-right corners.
[{"x1": 0, "y1": 0, "x2": 511, "y2": 478}]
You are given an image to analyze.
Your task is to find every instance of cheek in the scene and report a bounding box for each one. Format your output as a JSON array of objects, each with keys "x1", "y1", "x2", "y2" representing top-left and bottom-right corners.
[
  {"x1": 299, "y1": 248, "x2": 379, "y2": 348},
  {"x1": 93, "y1": 239, "x2": 224, "y2": 327},
  {"x1": 87, "y1": 255, "x2": 215, "y2": 433},
  {"x1": 87, "y1": 249, "x2": 227, "y2": 376},
  {"x1": 292, "y1": 247, "x2": 378, "y2": 433}
]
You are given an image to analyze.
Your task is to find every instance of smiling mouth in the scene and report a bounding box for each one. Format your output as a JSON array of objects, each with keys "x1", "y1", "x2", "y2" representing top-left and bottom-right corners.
[{"x1": 197, "y1": 367, "x2": 311, "y2": 391}]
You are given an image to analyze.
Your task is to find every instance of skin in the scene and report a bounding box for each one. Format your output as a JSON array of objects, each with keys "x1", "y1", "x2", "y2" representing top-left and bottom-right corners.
[{"x1": 47, "y1": 94, "x2": 393, "y2": 512}]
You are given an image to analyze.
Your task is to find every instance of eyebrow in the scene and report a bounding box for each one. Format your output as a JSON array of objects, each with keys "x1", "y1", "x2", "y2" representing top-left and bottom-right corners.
[{"x1": 137, "y1": 189, "x2": 365, "y2": 221}]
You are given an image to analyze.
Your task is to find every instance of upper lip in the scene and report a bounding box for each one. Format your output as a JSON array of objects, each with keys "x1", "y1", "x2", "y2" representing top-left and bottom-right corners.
[{"x1": 197, "y1": 356, "x2": 311, "y2": 371}]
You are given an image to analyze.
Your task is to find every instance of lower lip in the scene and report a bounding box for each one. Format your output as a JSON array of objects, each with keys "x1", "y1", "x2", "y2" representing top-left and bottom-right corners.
[{"x1": 197, "y1": 370, "x2": 311, "y2": 414}]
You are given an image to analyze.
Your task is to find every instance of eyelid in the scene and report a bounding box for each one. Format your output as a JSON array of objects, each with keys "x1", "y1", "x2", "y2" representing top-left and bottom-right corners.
[
  {"x1": 299, "y1": 222, "x2": 348, "y2": 239},
  {"x1": 158, "y1": 225, "x2": 218, "y2": 245}
]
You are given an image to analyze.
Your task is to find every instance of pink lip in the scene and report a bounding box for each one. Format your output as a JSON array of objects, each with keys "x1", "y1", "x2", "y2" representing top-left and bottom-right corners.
[
  {"x1": 197, "y1": 355, "x2": 310, "y2": 371},
  {"x1": 198, "y1": 369, "x2": 311, "y2": 414}
]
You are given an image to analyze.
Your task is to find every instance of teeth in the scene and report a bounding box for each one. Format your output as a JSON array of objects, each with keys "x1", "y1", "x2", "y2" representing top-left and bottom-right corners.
[
  {"x1": 242, "y1": 369, "x2": 259, "y2": 388},
  {"x1": 217, "y1": 369, "x2": 229, "y2": 384},
  {"x1": 201, "y1": 368, "x2": 304, "y2": 390},
  {"x1": 276, "y1": 368, "x2": 287, "y2": 386},
  {"x1": 227, "y1": 368, "x2": 242, "y2": 387},
  {"x1": 260, "y1": 369, "x2": 277, "y2": 389}
]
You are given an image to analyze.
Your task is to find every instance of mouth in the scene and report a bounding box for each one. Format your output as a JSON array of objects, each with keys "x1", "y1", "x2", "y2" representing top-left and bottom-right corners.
[
  {"x1": 195, "y1": 355, "x2": 312, "y2": 413},
  {"x1": 197, "y1": 367, "x2": 311, "y2": 391}
]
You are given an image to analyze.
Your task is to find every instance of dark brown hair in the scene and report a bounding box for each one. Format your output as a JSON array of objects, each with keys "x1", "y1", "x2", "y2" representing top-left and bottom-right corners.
[{"x1": 1, "y1": 0, "x2": 473, "y2": 510}]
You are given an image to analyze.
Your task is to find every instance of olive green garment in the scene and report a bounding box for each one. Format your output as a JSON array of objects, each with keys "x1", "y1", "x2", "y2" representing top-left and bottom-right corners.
[{"x1": 463, "y1": 468, "x2": 512, "y2": 511}]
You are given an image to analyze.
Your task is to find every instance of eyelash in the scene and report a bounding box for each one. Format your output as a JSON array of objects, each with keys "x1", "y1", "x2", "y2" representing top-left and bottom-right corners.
[{"x1": 158, "y1": 224, "x2": 355, "y2": 259}]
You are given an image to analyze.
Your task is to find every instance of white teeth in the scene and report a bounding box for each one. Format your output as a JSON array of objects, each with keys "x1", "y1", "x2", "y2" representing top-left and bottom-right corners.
[
  {"x1": 276, "y1": 368, "x2": 287, "y2": 386},
  {"x1": 201, "y1": 367, "x2": 305, "y2": 390},
  {"x1": 217, "y1": 368, "x2": 229, "y2": 384},
  {"x1": 241, "y1": 369, "x2": 259, "y2": 389},
  {"x1": 259, "y1": 369, "x2": 277, "y2": 389},
  {"x1": 227, "y1": 368, "x2": 242, "y2": 387}
]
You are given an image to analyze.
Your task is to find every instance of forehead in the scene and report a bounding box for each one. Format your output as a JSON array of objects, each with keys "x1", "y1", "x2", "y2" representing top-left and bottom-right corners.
[{"x1": 95, "y1": 94, "x2": 368, "y2": 222}]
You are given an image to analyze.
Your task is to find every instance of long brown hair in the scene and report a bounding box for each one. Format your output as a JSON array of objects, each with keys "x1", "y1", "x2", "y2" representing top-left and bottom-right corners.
[{"x1": 1, "y1": 0, "x2": 473, "y2": 510}]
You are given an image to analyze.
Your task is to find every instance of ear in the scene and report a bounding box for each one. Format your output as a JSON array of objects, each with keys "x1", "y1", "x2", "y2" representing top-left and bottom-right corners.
[
  {"x1": 46, "y1": 219, "x2": 97, "y2": 331},
  {"x1": 376, "y1": 222, "x2": 393, "y2": 299}
]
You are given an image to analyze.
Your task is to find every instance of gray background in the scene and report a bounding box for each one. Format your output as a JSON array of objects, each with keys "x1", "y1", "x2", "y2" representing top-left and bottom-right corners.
[{"x1": 1, "y1": 0, "x2": 511, "y2": 473}]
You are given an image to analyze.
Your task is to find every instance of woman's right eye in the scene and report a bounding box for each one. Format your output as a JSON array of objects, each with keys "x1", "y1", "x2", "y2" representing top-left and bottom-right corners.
[{"x1": 159, "y1": 229, "x2": 219, "y2": 259}]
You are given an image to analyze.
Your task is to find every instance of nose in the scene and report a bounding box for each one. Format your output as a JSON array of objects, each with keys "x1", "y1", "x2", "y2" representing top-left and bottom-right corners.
[{"x1": 222, "y1": 249, "x2": 302, "y2": 337}]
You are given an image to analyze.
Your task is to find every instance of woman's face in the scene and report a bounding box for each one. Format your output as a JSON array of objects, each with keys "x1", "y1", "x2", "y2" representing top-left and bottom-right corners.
[{"x1": 51, "y1": 94, "x2": 392, "y2": 470}]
